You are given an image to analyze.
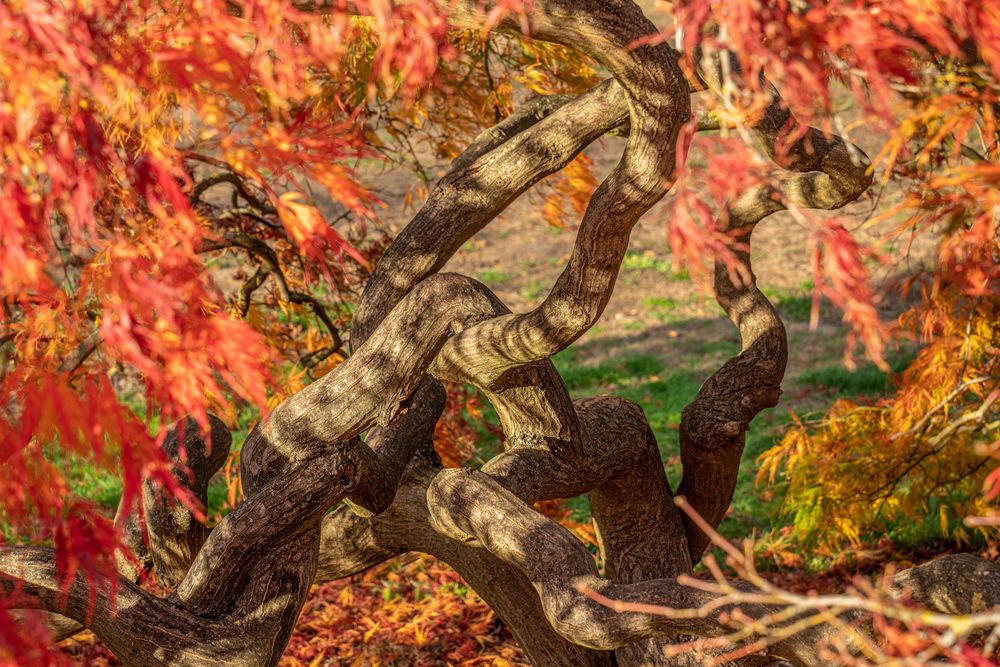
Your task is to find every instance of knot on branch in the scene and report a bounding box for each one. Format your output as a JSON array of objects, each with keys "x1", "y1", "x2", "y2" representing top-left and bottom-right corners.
[
  {"x1": 426, "y1": 468, "x2": 481, "y2": 544},
  {"x1": 141, "y1": 414, "x2": 233, "y2": 588}
]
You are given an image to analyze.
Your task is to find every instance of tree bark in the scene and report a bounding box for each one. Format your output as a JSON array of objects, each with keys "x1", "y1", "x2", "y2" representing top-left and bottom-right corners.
[{"x1": 6, "y1": 2, "x2": 994, "y2": 667}]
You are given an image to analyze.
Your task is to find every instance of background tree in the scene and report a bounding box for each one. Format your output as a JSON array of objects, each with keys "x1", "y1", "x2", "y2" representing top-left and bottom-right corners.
[{"x1": 1, "y1": 0, "x2": 998, "y2": 665}]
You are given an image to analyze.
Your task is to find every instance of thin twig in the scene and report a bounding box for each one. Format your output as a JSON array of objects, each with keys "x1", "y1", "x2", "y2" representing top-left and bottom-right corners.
[{"x1": 57, "y1": 331, "x2": 101, "y2": 374}]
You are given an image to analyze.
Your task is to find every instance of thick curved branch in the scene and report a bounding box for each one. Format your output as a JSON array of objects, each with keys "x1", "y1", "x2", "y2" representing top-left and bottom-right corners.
[
  {"x1": 675, "y1": 53, "x2": 873, "y2": 558},
  {"x1": 339, "y1": 10, "x2": 695, "y2": 662},
  {"x1": 30, "y1": 415, "x2": 233, "y2": 642},
  {"x1": 143, "y1": 415, "x2": 233, "y2": 587},
  {"x1": 3, "y1": 7, "x2": 891, "y2": 667},
  {"x1": 346, "y1": 14, "x2": 690, "y2": 628},
  {"x1": 314, "y1": 393, "x2": 693, "y2": 665},
  {"x1": 422, "y1": 466, "x2": 812, "y2": 659},
  {"x1": 450, "y1": 92, "x2": 581, "y2": 173},
  {"x1": 422, "y1": 466, "x2": 1000, "y2": 665},
  {"x1": 3, "y1": 272, "x2": 524, "y2": 664},
  {"x1": 320, "y1": 450, "x2": 617, "y2": 666},
  {"x1": 433, "y1": 0, "x2": 689, "y2": 385},
  {"x1": 352, "y1": 77, "x2": 629, "y2": 347}
]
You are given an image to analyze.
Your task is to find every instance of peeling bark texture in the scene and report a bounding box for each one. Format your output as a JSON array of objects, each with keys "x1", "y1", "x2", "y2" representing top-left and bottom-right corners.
[{"x1": 2, "y1": 2, "x2": 995, "y2": 667}]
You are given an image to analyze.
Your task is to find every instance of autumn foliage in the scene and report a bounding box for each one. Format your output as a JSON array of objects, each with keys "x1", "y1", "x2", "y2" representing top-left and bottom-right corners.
[
  {"x1": 672, "y1": 0, "x2": 1000, "y2": 552},
  {"x1": 761, "y1": 291, "x2": 998, "y2": 550},
  {"x1": 1, "y1": 0, "x2": 473, "y2": 660},
  {"x1": 1, "y1": 0, "x2": 999, "y2": 664}
]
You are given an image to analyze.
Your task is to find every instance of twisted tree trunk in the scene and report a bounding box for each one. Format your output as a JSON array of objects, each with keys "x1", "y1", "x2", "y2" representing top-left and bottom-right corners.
[{"x1": 3, "y1": 2, "x2": 999, "y2": 666}]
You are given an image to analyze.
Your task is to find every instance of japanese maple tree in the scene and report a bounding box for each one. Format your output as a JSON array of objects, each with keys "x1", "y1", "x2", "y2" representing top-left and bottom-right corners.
[{"x1": 1, "y1": 0, "x2": 999, "y2": 666}]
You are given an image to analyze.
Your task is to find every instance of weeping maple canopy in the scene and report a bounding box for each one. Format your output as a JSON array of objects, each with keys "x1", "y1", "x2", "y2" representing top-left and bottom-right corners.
[{"x1": 1, "y1": 0, "x2": 998, "y2": 665}]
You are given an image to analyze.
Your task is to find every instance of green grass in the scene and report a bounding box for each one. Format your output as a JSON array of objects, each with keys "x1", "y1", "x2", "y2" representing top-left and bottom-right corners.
[
  {"x1": 641, "y1": 296, "x2": 680, "y2": 323},
  {"x1": 719, "y1": 414, "x2": 788, "y2": 542},
  {"x1": 621, "y1": 251, "x2": 689, "y2": 281},
  {"x1": 477, "y1": 269, "x2": 514, "y2": 284},
  {"x1": 774, "y1": 295, "x2": 813, "y2": 323},
  {"x1": 797, "y1": 352, "x2": 914, "y2": 397},
  {"x1": 22, "y1": 401, "x2": 263, "y2": 532},
  {"x1": 551, "y1": 350, "x2": 664, "y2": 391},
  {"x1": 549, "y1": 348, "x2": 778, "y2": 530},
  {"x1": 762, "y1": 281, "x2": 816, "y2": 323},
  {"x1": 519, "y1": 279, "x2": 549, "y2": 301},
  {"x1": 798, "y1": 363, "x2": 892, "y2": 395},
  {"x1": 72, "y1": 473, "x2": 233, "y2": 520},
  {"x1": 45, "y1": 457, "x2": 231, "y2": 522},
  {"x1": 68, "y1": 461, "x2": 124, "y2": 509},
  {"x1": 692, "y1": 338, "x2": 740, "y2": 357},
  {"x1": 622, "y1": 252, "x2": 673, "y2": 274}
]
